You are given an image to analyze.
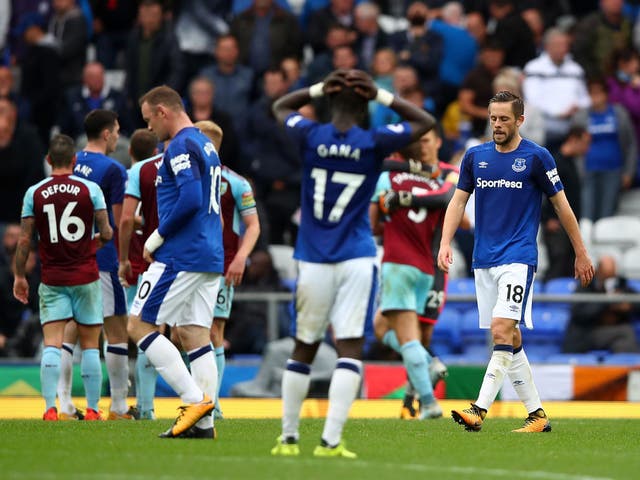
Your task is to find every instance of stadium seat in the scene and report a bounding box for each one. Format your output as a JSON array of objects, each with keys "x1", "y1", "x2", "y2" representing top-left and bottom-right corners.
[
  {"x1": 530, "y1": 307, "x2": 570, "y2": 335},
  {"x1": 459, "y1": 309, "x2": 487, "y2": 346},
  {"x1": 431, "y1": 308, "x2": 461, "y2": 353},
  {"x1": 592, "y1": 215, "x2": 640, "y2": 249},
  {"x1": 601, "y1": 353, "x2": 640, "y2": 366},
  {"x1": 628, "y1": 279, "x2": 640, "y2": 292},
  {"x1": 545, "y1": 353, "x2": 601, "y2": 365},
  {"x1": 446, "y1": 277, "x2": 476, "y2": 313},
  {"x1": 616, "y1": 188, "x2": 640, "y2": 217},
  {"x1": 543, "y1": 277, "x2": 577, "y2": 309},
  {"x1": 621, "y1": 247, "x2": 640, "y2": 279},
  {"x1": 457, "y1": 344, "x2": 491, "y2": 364},
  {"x1": 268, "y1": 244, "x2": 297, "y2": 281}
]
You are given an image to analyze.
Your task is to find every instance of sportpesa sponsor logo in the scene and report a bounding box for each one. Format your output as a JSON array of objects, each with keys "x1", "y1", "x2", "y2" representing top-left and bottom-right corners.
[{"x1": 476, "y1": 177, "x2": 523, "y2": 189}]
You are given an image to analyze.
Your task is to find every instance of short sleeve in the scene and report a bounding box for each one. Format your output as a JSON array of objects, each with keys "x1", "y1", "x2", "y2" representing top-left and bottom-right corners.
[
  {"x1": 284, "y1": 112, "x2": 317, "y2": 146},
  {"x1": 373, "y1": 122, "x2": 413, "y2": 157},
  {"x1": 456, "y1": 150, "x2": 475, "y2": 193},
  {"x1": 21, "y1": 186, "x2": 36, "y2": 218},
  {"x1": 231, "y1": 175, "x2": 257, "y2": 215},
  {"x1": 532, "y1": 148, "x2": 564, "y2": 197},
  {"x1": 165, "y1": 139, "x2": 203, "y2": 187},
  {"x1": 125, "y1": 163, "x2": 142, "y2": 199},
  {"x1": 371, "y1": 172, "x2": 392, "y2": 202},
  {"x1": 89, "y1": 181, "x2": 107, "y2": 210}
]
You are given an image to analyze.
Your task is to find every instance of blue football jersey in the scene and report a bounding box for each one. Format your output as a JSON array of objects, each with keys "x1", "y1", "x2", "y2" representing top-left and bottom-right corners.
[
  {"x1": 457, "y1": 139, "x2": 564, "y2": 269},
  {"x1": 155, "y1": 126, "x2": 224, "y2": 273},
  {"x1": 284, "y1": 113, "x2": 413, "y2": 262},
  {"x1": 74, "y1": 151, "x2": 127, "y2": 271}
]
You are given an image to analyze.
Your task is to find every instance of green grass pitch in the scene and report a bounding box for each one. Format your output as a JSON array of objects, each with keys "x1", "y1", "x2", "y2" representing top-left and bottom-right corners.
[{"x1": 1, "y1": 418, "x2": 638, "y2": 480}]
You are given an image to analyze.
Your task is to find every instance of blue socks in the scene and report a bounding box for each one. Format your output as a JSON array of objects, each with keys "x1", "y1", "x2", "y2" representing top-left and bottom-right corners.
[
  {"x1": 382, "y1": 330, "x2": 402, "y2": 353},
  {"x1": 214, "y1": 346, "x2": 225, "y2": 406},
  {"x1": 81, "y1": 348, "x2": 102, "y2": 411},
  {"x1": 400, "y1": 340, "x2": 435, "y2": 406},
  {"x1": 136, "y1": 349, "x2": 157, "y2": 413},
  {"x1": 41, "y1": 346, "x2": 61, "y2": 410}
]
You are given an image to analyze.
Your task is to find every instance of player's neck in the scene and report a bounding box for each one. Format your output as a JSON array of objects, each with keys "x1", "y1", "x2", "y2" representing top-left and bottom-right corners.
[
  {"x1": 169, "y1": 114, "x2": 194, "y2": 139},
  {"x1": 51, "y1": 167, "x2": 73, "y2": 176},
  {"x1": 331, "y1": 112, "x2": 358, "y2": 132},
  {"x1": 83, "y1": 141, "x2": 108, "y2": 155},
  {"x1": 495, "y1": 134, "x2": 522, "y2": 153}
]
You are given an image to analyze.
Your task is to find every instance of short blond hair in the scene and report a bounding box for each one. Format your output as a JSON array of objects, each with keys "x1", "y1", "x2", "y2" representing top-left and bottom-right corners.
[{"x1": 194, "y1": 120, "x2": 223, "y2": 150}]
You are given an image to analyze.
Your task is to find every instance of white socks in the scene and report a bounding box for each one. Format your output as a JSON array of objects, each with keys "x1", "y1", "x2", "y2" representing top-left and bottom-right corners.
[
  {"x1": 508, "y1": 346, "x2": 543, "y2": 414},
  {"x1": 476, "y1": 346, "x2": 513, "y2": 411},
  {"x1": 281, "y1": 360, "x2": 311, "y2": 440},
  {"x1": 57, "y1": 343, "x2": 75, "y2": 415},
  {"x1": 321, "y1": 358, "x2": 362, "y2": 447},
  {"x1": 105, "y1": 343, "x2": 129, "y2": 414},
  {"x1": 188, "y1": 345, "x2": 217, "y2": 429}
]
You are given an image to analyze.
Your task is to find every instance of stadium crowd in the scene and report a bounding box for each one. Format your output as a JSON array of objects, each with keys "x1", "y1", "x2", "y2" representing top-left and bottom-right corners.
[{"x1": 1, "y1": 0, "x2": 640, "y2": 360}]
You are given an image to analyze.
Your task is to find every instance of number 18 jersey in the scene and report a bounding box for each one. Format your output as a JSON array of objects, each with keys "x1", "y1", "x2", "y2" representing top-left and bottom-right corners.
[{"x1": 284, "y1": 113, "x2": 413, "y2": 263}]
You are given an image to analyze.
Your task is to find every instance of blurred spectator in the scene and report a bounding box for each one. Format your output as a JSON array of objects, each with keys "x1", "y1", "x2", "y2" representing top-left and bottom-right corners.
[
  {"x1": 186, "y1": 76, "x2": 242, "y2": 174},
  {"x1": 388, "y1": 2, "x2": 443, "y2": 104},
  {"x1": 429, "y1": 1, "x2": 478, "y2": 114},
  {"x1": 15, "y1": 12, "x2": 61, "y2": 146},
  {"x1": 352, "y1": 2, "x2": 388, "y2": 71},
  {"x1": 370, "y1": 47, "x2": 395, "y2": 93},
  {"x1": 225, "y1": 249, "x2": 290, "y2": 355},
  {"x1": 91, "y1": 0, "x2": 139, "y2": 69},
  {"x1": 488, "y1": 67, "x2": 545, "y2": 145},
  {"x1": 563, "y1": 255, "x2": 640, "y2": 353},
  {"x1": 124, "y1": 0, "x2": 185, "y2": 128},
  {"x1": 0, "y1": 98, "x2": 44, "y2": 226},
  {"x1": 48, "y1": 0, "x2": 88, "y2": 90},
  {"x1": 521, "y1": 7, "x2": 545, "y2": 54},
  {"x1": 230, "y1": 0, "x2": 303, "y2": 78},
  {"x1": 0, "y1": 0, "x2": 9, "y2": 63},
  {"x1": 58, "y1": 61, "x2": 133, "y2": 139},
  {"x1": 458, "y1": 37, "x2": 505, "y2": 138},
  {"x1": 573, "y1": 0, "x2": 633, "y2": 78},
  {"x1": 465, "y1": 10, "x2": 487, "y2": 45},
  {"x1": 198, "y1": 34, "x2": 254, "y2": 134},
  {"x1": 245, "y1": 68, "x2": 301, "y2": 245},
  {"x1": 485, "y1": 0, "x2": 536, "y2": 68},
  {"x1": 0, "y1": 65, "x2": 28, "y2": 121},
  {"x1": 174, "y1": 0, "x2": 230, "y2": 86},
  {"x1": 8, "y1": 1, "x2": 52, "y2": 64},
  {"x1": 305, "y1": 23, "x2": 356, "y2": 85},
  {"x1": 606, "y1": 46, "x2": 640, "y2": 184},
  {"x1": 306, "y1": 0, "x2": 355, "y2": 55},
  {"x1": 0, "y1": 223, "x2": 40, "y2": 357},
  {"x1": 573, "y1": 77, "x2": 637, "y2": 221},
  {"x1": 541, "y1": 126, "x2": 590, "y2": 280},
  {"x1": 280, "y1": 55, "x2": 305, "y2": 91},
  {"x1": 523, "y1": 27, "x2": 591, "y2": 153}
]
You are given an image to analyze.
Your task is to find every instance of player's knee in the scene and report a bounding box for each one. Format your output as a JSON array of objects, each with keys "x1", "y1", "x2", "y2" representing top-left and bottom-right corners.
[{"x1": 373, "y1": 311, "x2": 389, "y2": 340}]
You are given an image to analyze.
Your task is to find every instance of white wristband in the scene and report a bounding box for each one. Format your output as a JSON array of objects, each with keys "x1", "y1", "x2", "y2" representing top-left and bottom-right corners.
[
  {"x1": 144, "y1": 229, "x2": 164, "y2": 254},
  {"x1": 375, "y1": 88, "x2": 394, "y2": 106},
  {"x1": 309, "y1": 82, "x2": 325, "y2": 98}
]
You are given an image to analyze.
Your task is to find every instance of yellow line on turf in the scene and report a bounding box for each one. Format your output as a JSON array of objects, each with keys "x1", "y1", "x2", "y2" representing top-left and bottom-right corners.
[{"x1": 1, "y1": 397, "x2": 640, "y2": 419}]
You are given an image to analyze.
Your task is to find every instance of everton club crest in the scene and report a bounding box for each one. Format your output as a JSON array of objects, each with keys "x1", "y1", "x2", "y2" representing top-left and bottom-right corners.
[{"x1": 512, "y1": 158, "x2": 526, "y2": 173}]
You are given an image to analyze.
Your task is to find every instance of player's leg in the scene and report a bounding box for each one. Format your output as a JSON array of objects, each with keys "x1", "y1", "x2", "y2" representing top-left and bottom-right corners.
[
  {"x1": 314, "y1": 257, "x2": 377, "y2": 459},
  {"x1": 273, "y1": 261, "x2": 332, "y2": 456},
  {"x1": 57, "y1": 320, "x2": 80, "y2": 419},
  {"x1": 38, "y1": 283, "x2": 72, "y2": 420},
  {"x1": 131, "y1": 278, "x2": 157, "y2": 420},
  {"x1": 100, "y1": 271, "x2": 131, "y2": 419},
  {"x1": 211, "y1": 282, "x2": 233, "y2": 419},
  {"x1": 172, "y1": 272, "x2": 221, "y2": 438},
  {"x1": 128, "y1": 263, "x2": 214, "y2": 437},
  {"x1": 508, "y1": 298, "x2": 551, "y2": 433},
  {"x1": 73, "y1": 279, "x2": 105, "y2": 420},
  {"x1": 420, "y1": 271, "x2": 449, "y2": 387}
]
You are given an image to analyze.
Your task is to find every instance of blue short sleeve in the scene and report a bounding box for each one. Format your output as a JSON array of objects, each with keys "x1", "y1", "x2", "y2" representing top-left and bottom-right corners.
[
  {"x1": 372, "y1": 172, "x2": 392, "y2": 202},
  {"x1": 373, "y1": 122, "x2": 413, "y2": 157}
]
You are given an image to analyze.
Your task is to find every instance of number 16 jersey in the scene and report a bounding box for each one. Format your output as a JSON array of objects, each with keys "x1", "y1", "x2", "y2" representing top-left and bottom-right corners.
[{"x1": 284, "y1": 113, "x2": 413, "y2": 263}]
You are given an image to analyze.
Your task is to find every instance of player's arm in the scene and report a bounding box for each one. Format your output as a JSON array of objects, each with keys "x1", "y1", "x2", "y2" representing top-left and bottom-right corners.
[
  {"x1": 13, "y1": 217, "x2": 35, "y2": 305},
  {"x1": 382, "y1": 159, "x2": 439, "y2": 178},
  {"x1": 437, "y1": 188, "x2": 470, "y2": 273},
  {"x1": 548, "y1": 190, "x2": 595, "y2": 287},
  {"x1": 118, "y1": 195, "x2": 140, "y2": 286},
  {"x1": 369, "y1": 202, "x2": 383, "y2": 236},
  {"x1": 95, "y1": 208, "x2": 113, "y2": 248},
  {"x1": 226, "y1": 212, "x2": 260, "y2": 287},
  {"x1": 379, "y1": 182, "x2": 455, "y2": 214},
  {"x1": 272, "y1": 70, "x2": 348, "y2": 124}
]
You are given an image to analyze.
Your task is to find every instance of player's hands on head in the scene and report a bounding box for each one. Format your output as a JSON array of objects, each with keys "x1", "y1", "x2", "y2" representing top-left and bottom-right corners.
[
  {"x1": 345, "y1": 69, "x2": 377, "y2": 100},
  {"x1": 323, "y1": 70, "x2": 348, "y2": 95}
]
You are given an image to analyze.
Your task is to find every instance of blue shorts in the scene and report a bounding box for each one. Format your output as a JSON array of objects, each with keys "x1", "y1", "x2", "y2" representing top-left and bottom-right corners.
[
  {"x1": 214, "y1": 283, "x2": 234, "y2": 319},
  {"x1": 380, "y1": 262, "x2": 434, "y2": 315},
  {"x1": 38, "y1": 280, "x2": 103, "y2": 326}
]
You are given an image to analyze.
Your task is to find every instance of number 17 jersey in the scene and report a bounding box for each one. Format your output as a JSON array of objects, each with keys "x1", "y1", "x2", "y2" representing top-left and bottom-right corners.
[{"x1": 284, "y1": 113, "x2": 413, "y2": 263}]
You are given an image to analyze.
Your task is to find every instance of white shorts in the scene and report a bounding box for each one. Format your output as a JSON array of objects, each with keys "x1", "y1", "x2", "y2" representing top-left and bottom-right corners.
[
  {"x1": 474, "y1": 263, "x2": 535, "y2": 329},
  {"x1": 99, "y1": 270, "x2": 127, "y2": 317},
  {"x1": 130, "y1": 261, "x2": 221, "y2": 328},
  {"x1": 295, "y1": 257, "x2": 377, "y2": 344}
]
